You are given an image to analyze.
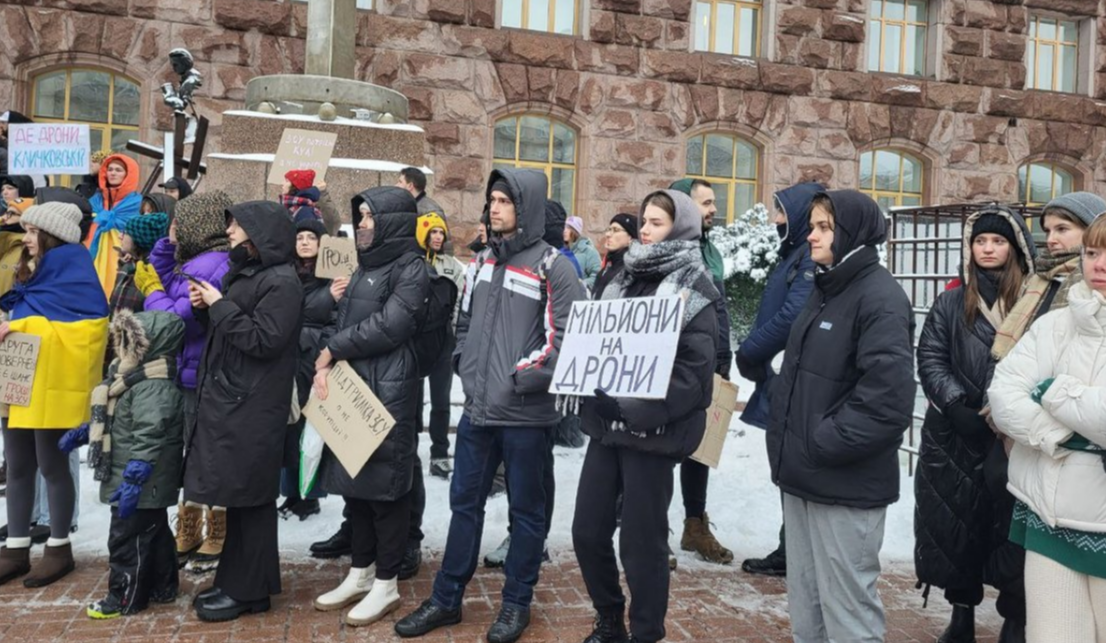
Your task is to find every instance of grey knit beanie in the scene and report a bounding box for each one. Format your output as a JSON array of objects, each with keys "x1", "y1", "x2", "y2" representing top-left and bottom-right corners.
[
  {"x1": 21, "y1": 202, "x2": 83, "y2": 244},
  {"x1": 1042, "y1": 191, "x2": 1106, "y2": 228}
]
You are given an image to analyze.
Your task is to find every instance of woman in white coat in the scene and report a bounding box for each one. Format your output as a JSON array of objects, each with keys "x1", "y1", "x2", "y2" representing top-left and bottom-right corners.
[{"x1": 989, "y1": 214, "x2": 1106, "y2": 643}]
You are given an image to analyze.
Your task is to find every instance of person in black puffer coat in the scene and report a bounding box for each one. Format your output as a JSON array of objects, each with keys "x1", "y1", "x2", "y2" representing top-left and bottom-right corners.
[
  {"x1": 312, "y1": 186, "x2": 428, "y2": 626},
  {"x1": 278, "y1": 219, "x2": 335, "y2": 522},
  {"x1": 915, "y1": 206, "x2": 1035, "y2": 643}
]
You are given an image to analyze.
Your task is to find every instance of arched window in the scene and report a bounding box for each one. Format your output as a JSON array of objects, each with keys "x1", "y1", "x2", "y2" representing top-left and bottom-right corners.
[
  {"x1": 1017, "y1": 161, "x2": 1074, "y2": 206},
  {"x1": 685, "y1": 132, "x2": 759, "y2": 226},
  {"x1": 31, "y1": 68, "x2": 141, "y2": 156},
  {"x1": 493, "y1": 114, "x2": 577, "y2": 214},
  {"x1": 859, "y1": 149, "x2": 924, "y2": 210}
]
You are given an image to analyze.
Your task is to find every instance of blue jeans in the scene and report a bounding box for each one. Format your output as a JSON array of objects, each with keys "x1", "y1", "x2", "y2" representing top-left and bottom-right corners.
[{"x1": 431, "y1": 415, "x2": 549, "y2": 611}]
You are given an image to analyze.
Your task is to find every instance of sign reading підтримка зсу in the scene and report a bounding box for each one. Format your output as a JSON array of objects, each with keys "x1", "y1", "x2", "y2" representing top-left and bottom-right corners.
[{"x1": 550, "y1": 295, "x2": 684, "y2": 400}]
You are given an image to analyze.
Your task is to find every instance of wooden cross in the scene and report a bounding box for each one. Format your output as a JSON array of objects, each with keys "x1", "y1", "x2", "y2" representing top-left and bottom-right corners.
[{"x1": 126, "y1": 111, "x2": 210, "y2": 195}]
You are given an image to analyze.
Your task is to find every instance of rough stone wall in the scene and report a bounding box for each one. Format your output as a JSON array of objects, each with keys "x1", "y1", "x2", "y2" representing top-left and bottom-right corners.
[{"x1": 0, "y1": 0, "x2": 1103, "y2": 243}]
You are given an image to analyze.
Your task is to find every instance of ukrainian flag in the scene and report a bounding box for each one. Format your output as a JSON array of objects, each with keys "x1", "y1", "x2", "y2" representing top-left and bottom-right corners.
[{"x1": 1, "y1": 243, "x2": 109, "y2": 430}]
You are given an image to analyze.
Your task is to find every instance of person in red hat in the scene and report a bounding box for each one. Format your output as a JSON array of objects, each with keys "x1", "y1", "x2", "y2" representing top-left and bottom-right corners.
[{"x1": 280, "y1": 169, "x2": 323, "y2": 224}]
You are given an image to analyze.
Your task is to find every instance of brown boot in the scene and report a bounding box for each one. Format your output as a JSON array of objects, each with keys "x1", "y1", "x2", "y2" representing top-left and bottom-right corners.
[
  {"x1": 680, "y1": 513, "x2": 733, "y2": 564},
  {"x1": 175, "y1": 502, "x2": 204, "y2": 567},
  {"x1": 0, "y1": 546, "x2": 31, "y2": 585},
  {"x1": 23, "y1": 542, "x2": 75, "y2": 588},
  {"x1": 187, "y1": 506, "x2": 226, "y2": 574}
]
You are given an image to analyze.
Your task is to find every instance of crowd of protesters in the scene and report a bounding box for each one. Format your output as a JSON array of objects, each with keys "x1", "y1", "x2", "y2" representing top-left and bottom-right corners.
[{"x1": 0, "y1": 109, "x2": 1103, "y2": 643}]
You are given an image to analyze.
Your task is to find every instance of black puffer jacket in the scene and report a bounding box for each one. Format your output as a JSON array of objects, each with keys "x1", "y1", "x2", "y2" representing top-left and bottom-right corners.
[
  {"x1": 184, "y1": 201, "x2": 303, "y2": 508},
  {"x1": 767, "y1": 190, "x2": 916, "y2": 509},
  {"x1": 320, "y1": 187, "x2": 428, "y2": 502},
  {"x1": 914, "y1": 206, "x2": 1035, "y2": 593}
]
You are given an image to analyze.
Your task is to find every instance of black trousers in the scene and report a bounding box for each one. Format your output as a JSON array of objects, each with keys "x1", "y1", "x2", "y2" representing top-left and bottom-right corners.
[
  {"x1": 107, "y1": 507, "x2": 178, "y2": 614},
  {"x1": 213, "y1": 503, "x2": 281, "y2": 602},
  {"x1": 573, "y1": 440, "x2": 676, "y2": 643},
  {"x1": 679, "y1": 458, "x2": 709, "y2": 519},
  {"x1": 347, "y1": 493, "x2": 412, "y2": 579},
  {"x1": 506, "y1": 426, "x2": 555, "y2": 540}
]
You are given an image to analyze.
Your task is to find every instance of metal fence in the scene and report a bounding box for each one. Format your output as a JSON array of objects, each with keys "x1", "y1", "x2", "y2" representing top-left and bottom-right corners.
[{"x1": 886, "y1": 202, "x2": 1044, "y2": 475}]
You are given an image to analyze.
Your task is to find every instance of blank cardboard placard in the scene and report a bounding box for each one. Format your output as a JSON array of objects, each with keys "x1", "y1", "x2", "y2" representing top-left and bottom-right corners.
[
  {"x1": 266, "y1": 128, "x2": 337, "y2": 185},
  {"x1": 690, "y1": 375, "x2": 739, "y2": 469},
  {"x1": 0, "y1": 333, "x2": 41, "y2": 407},
  {"x1": 315, "y1": 235, "x2": 357, "y2": 279},
  {"x1": 302, "y1": 361, "x2": 396, "y2": 478}
]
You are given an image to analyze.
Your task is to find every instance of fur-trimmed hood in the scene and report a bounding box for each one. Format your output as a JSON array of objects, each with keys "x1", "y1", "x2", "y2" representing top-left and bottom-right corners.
[{"x1": 111, "y1": 310, "x2": 185, "y2": 373}]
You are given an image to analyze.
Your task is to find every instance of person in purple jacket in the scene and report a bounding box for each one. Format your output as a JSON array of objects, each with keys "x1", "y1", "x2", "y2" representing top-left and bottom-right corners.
[{"x1": 138, "y1": 190, "x2": 233, "y2": 573}]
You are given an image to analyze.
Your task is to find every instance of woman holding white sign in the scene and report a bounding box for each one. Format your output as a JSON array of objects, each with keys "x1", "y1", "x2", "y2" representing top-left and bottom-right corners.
[
  {"x1": 572, "y1": 189, "x2": 719, "y2": 643},
  {"x1": 312, "y1": 186, "x2": 428, "y2": 627}
]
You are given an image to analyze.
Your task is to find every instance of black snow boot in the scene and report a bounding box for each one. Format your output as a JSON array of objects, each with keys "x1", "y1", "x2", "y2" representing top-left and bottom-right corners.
[
  {"x1": 741, "y1": 547, "x2": 786, "y2": 577},
  {"x1": 582, "y1": 607, "x2": 628, "y2": 643},
  {"x1": 394, "y1": 599, "x2": 463, "y2": 638},
  {"x1": 936, "y1": 604, "x2": 976, "y2": 643},
  {"x1": 310, "y1": 521, "x2": 352, "y2": 559},
  {"x1": 399, "y1": 542, "x2": 422, "y2": 580},
  {"x1": 998, "y1": 618, "x2": 1025, "y2": 643}
]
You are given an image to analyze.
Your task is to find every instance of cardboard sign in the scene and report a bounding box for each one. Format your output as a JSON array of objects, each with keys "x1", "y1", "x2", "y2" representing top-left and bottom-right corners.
[
  {"x1": 0, "y1": 333, "x2": 41, "y2": 407},
  {"x1": 302, "y1": 361, "x2": 396, "y2": 478},
  {"x1": 315, "y1": 235, "x2": 357, "y2": 279},
  {"x1": 266, "y1": 128, "x2": 337, "y2": 185},
  {"x1": 550, "y1": 295, "x2": 684, "y2": 399},
  {"x1": 690, "y1": 375, "x2": 740, "y2": 469},
  {"x1": 6, "y1": 123, "x2": 91, "y2": 175}
]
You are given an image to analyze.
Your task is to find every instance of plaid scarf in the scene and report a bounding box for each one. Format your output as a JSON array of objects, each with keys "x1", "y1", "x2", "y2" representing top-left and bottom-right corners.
[
  {"x1": 280, "y1": 194, "x2": 322, "y2": 221},
  {"x1": 87, "y1": 357, "x2": 174, "y2": 482},
  {"x1": 992, "y1": 251, "x2": 1081, "y2": 360}
]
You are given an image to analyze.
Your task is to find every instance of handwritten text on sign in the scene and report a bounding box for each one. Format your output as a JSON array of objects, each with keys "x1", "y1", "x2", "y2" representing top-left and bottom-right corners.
[
  {"x1": 302, "y1": 361, "x2": 396, "y2": 478},
  {"x1": 550, "y1": 295, "x2": 684, "y2": 399},
  {"x1": 0, "y1": 333, "x2": 41, "y2": 407},
  {"x1": 690, "y1": 376, "x2": 740, "y2": 469},
  {"x1": 6, "y1": 123, "x2": 91, "y2": 175},
  {"x1": 267, "y1": 128, "x2": 338, "y2": 185},
  {"x1": 315, "y1": 235, "x2": 357, "y2": 279}
]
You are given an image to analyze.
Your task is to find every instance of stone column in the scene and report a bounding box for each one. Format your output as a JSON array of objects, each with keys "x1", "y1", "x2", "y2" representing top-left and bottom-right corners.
[{"x1": 305, "y1": 0, "x2": 358, "y2": 79}]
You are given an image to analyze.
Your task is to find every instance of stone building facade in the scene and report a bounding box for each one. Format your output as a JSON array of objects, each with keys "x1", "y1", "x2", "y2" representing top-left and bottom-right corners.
[{"x1": 0, "y1": 0, "x2": 1104, "y2": 241}]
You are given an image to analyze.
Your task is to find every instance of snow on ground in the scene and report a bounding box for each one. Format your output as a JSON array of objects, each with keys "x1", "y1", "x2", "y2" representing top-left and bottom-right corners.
[{"x1": 3, "y1": 370, "x2": 919, "y2": 567}]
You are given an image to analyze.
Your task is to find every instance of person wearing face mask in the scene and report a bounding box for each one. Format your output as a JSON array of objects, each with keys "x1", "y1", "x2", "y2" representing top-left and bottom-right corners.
[
  {"x1": 593, "y1": 213, "x2": 637, "y2": 299},
  {"x1": 735, "y1": 181, "x2": 822, "y2": 579},
  {"x1": 914, "y1": 206, "x2": 1036, "y2": 643},
  {"x1": 0, "y1": 202, "x2": 108, "y2": 588},
  {"x1": 311, "y1": 187, "x2": 429, "y2": 626},
  {"x1": 88, "y1": 155, "x2": 143, "y2": 298},
  {"x1": 768, "y1": 190, "x2": 915, "y2": 643},
  {"x1": 989, "y1": 215, "x2": 1105, "y2": 643},
  {"x1": 571, "y1": 189, "x2": 720, "y2": 643},
  {"x1": 991, "y1": 192, "x2": 1106, "y2": 362},
  {"x1": 184, "y1": 201, "x2": 302, "y2": 622}
]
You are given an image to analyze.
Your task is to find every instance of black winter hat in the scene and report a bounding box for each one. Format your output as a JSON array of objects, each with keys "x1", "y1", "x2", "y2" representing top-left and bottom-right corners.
[
  {"x1": 490, "y1": 179, "x2": 513, "y2": 202},
  {"x1": 296, "y1": 218, "x2": 327, "y2": 239},
  {"x1": 610, "y1": 213, "x2": 638, "y2": 239},
  {"x1": 971, "y1": 213, "x2": 1021, "y2": 252}
]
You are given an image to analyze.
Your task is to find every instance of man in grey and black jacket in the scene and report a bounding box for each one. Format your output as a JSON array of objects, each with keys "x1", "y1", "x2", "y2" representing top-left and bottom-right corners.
[
  {"x1": 395, "y1": 168, "x2": 586, "y2": 643},
  {"x1": 767, "y1": 189, "x2": 915, "y2": 643}
]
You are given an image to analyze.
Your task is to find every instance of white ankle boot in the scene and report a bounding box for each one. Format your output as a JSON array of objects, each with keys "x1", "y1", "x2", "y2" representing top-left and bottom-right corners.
[
  {"x1": 314, "y1": 565, "x2": 375, "y2": 611},
  {"x1": 345, "y1": 577, "x2": 400, "y2": 626}
]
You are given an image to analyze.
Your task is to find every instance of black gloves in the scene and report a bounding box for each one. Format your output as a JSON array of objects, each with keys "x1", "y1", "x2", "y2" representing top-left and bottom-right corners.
[
  {"x1": 593, "y1": 388, "x2": 624, "y2": 423},
  {"x1": 945, "y1": 401, "x2": 993, "y2": 441},
  {"x1": 735, "y1": 349, "x2": 765, "y2": 383}
]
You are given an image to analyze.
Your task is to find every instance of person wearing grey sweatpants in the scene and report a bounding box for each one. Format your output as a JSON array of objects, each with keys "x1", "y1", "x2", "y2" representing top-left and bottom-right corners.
[{"x1": 764, "y1": 190, "x2": 916, "y2": 642}]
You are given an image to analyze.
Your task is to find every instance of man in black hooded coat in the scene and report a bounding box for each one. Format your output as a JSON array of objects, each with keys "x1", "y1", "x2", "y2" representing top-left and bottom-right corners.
[{"x1": 767, "y1": 190, "x2": 916, "y2": 643}]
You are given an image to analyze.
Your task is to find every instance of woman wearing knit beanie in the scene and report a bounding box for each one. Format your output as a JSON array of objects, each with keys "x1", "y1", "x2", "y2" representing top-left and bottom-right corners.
[
  {"x1": 915, "y1": 206, "x2": 1036, "y2": 642},
  {"x1": 0, "y1": 202, "x2": 109, "y2": 588},
  {"x1": 593, "y1": 213, "x2": 636, "y2": 299}
]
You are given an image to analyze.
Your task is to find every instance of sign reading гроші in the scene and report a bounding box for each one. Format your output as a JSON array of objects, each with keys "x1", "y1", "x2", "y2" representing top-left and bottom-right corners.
[{"x1": 550, "y1": 295, "x2": 684, "y2": 400}]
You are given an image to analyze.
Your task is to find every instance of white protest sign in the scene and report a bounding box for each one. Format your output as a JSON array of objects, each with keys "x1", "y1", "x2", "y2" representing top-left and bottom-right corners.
[
  {"x1": 6, "y1": 123, "x2": 91, "y2": 175},
  {"x1": 0, "y1": 332, "x2": 41, "y2": 407},
  {"x1": 266, "y1": 128, "x2": 337, "y2": 185},
  {"x1": 550, "y1": 295, "x2": 684, "y2": 399},
  {"x1": 315, "y1": 235, "x2": 357, "y2": 279},
  {"x1": 302, "y1": 361, "x2": 396, "y2": 478}
]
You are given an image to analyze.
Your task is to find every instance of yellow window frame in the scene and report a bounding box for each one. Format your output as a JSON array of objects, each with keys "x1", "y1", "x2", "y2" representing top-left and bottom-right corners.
[
  {"x1": 493, "y1": 114, "x2": 578, "y2": 212},
  {"x1": 1018, "y1": 162, "x2": 1072, "y2": 207},
  {"x1": 870, "y1": 0, "x2": 928, "y2": 76},
  {"x1": 1026, "y1": 15, "x2": 1079, "y2": 93},
  {"x1": 697, "y1": 0, "x2": 762, "y2": 57},
  {"x1": 685, "y1": 133, "x2": 760, "y2": 225},
  {"x1": 860, "y1": 149, "x2": 924, "y2": 208},
  {"x1": 504, "y1": 0, "x2": 580, "y2": 36}
]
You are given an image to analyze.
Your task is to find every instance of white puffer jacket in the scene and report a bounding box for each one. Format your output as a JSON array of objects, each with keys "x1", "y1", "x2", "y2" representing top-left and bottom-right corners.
[{"x1": 989, "y1": 280, "x2": 1106, "y2": 534}]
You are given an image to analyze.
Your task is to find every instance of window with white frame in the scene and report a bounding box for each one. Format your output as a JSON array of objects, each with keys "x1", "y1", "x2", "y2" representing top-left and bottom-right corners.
[{"x1": 693, "y1": 0, "x2": 762, "y2": 57}]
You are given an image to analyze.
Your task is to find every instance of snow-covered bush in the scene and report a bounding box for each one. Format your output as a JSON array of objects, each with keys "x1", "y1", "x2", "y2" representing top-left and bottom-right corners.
[{"x1": 709, "y1": 203, "x2": 781, "y2": 340}]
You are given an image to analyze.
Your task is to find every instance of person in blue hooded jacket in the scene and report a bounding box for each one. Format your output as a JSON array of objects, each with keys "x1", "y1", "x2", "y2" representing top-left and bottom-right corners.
[{"x1": 735, "y1": 182, "x2": 821, "y2": 577}]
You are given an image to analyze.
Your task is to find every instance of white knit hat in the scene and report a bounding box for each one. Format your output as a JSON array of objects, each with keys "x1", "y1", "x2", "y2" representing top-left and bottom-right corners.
[{"x1": 21, "y1": 202, "x2": 83, "y2": 244}]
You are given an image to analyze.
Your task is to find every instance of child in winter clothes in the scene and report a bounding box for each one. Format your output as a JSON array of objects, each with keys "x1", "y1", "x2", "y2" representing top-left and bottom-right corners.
[
  {"x1": 281, "y1": 169, "x2": 324, "y2": 224},
  {"x1": 990, "y1": 215, "x2": 1106, "y2": 643},
  {"x1": 61, "y1": 310, "x2": 186, "y2": 618},
  {"x1": 111, "y1": 212, "x2": 171, "y2": 319}
]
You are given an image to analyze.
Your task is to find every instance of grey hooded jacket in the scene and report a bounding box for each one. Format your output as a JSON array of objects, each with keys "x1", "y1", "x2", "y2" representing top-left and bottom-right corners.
[{"x1": 453, "y1": 168, "x2": 588, "y2": 427}]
